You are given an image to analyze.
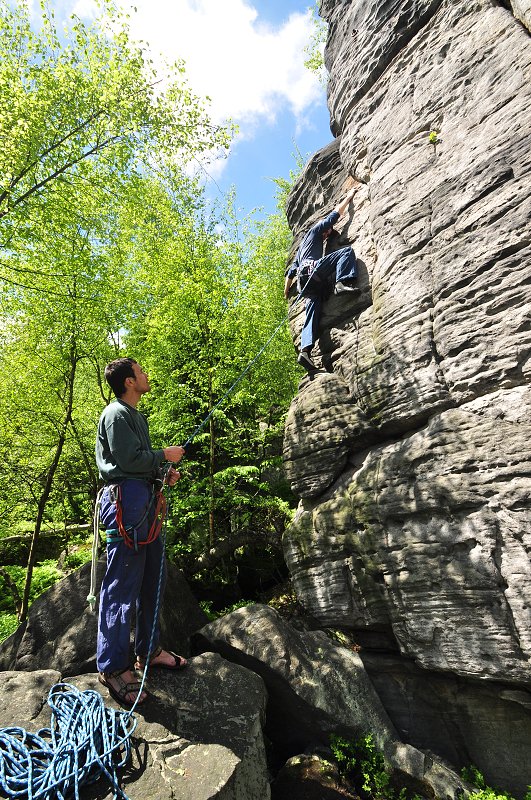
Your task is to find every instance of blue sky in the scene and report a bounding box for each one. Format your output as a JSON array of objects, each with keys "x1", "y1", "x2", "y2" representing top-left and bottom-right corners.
[
  {"x1": 195, "y1": 0, "x2": 333, "y2": 218},
  {"x1": 48, "y1": 0, "x2": 333, "y2": 219}
]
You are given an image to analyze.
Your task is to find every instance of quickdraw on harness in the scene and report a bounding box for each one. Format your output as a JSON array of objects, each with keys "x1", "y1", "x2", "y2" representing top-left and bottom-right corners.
[{"x1": 110, "y1": 480, "x2": 166, "y2": 551}]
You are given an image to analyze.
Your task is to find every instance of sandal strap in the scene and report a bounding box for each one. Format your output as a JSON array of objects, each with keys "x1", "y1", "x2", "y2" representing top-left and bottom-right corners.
[
  {"x1": 122, "y1": 681, "x2": 142, "y2": 693},
  {"x1": 105, "y1": 668, "x2": 130, "y2": 680},
  {"x1": 101, "y1": 670, "x2": 142, "y2": 698}
]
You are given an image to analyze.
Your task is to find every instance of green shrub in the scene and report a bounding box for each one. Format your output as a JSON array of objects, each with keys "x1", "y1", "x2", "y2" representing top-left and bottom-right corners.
[
  {"x1": 62, "y1": 549, "x2": 92, "y2": 570},
  {"x1": 0, "y1": 613, "x2": 18, "y2": 642},
  {"x1": 329, "y1": 733, "x2": 429, "y2": 800},
  {"x1": 330, "y1": 733, "x2": 398, "y2": 800},
  {"x1": 198, "y1": 598, "x2": 255, "y2": 622},
  {"x1": 0, "y1": 561, "x2": 64, "y2": 613},
  {"x1": 199, "y1": 600, "x2": 218, "y2": 621},
  {"x1": 461, "y1": 766, "x2": 531, "y2": 800},
  {"x1": 219, "y1": 599, "x2": 255, "y2": 616},
  {"x1": 28, "y1": 560, "x2": 64, "y2": 599}
]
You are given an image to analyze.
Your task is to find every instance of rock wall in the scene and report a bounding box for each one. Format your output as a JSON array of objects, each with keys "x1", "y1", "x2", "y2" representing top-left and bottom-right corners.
[{"x1": 282, "y1": 0, "x2": 531, "y2": 794}]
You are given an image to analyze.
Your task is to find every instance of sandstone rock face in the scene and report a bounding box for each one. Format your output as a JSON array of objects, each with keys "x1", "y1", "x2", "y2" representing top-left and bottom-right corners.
[
  {"x1": 509, "y1": 0, "x2": 531, "y2": 30},
  {"x1": 0, "y1": 655, "x2": 270, "y2": 800},
  {"x1": 283, "y1": 0, "x2": 531, "y2": 794}
]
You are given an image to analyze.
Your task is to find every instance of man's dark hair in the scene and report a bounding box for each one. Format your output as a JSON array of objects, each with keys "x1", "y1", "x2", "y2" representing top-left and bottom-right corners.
[{"x1": 104, "y1": 357, "x2": 137, "y2": 397}]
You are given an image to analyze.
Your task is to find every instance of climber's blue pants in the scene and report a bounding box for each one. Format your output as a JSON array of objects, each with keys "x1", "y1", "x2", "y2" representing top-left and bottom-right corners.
[
  {"x1": 300, "y1": 247, "x2": 357, "y2": 351},
  {"x1": 97, "y1": 479, "x2": 166, "y2": 674}
]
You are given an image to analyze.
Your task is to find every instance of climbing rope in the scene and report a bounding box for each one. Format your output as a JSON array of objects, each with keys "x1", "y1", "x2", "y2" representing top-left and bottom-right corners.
[
  {"x1": 0, "y1": 682, "x2": 135, "y2": 800},
  {"x1": 182, "y1": 277, "x2": 313, "y2": 449},
  {"x1": 87, "y1": 486, "x2": 104, "y2": 611}
]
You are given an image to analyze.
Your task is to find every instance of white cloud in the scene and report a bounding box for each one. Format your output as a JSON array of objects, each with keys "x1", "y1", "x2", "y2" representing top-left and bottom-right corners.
[
  {"x1": 71, "y1": 0, "x2": 98, "y2": 19},
  {"x1": 113, "y1": 0, "x2": 322, "y2": 132},
  {"x1": 51, "y1": 0, "x2": 325, "y2": 183}
]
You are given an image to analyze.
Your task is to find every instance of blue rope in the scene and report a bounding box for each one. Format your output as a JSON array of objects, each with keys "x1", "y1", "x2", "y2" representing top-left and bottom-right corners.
[
  {"x1": 0, "y1": 682, "x2": 135, "y2": 800},
  {"x1": 183, "y1": 283, "x2": 308, "y2": 449}
]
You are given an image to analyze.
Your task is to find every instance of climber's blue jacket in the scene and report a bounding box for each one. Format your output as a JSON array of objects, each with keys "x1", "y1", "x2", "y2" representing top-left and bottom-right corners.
[{"x1": 285, "y1": 210, "x2": 340, "y2": 279}]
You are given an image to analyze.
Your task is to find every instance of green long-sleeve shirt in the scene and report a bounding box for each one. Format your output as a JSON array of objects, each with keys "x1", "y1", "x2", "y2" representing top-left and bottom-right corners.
[{"x1": 95, "y1": 399, "x2": 164, "y2": 483}]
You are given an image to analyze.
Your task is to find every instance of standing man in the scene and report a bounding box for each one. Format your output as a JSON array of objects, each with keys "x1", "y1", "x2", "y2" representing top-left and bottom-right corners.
[
  {"x1": 284, "y1": 186, "x2": 359, "y2": 372},
  {"x1": 96, "y1": 357, "x2": 187, "y2": 707}
]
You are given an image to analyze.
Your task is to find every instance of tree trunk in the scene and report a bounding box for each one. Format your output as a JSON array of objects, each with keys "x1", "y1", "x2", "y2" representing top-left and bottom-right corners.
[
  {"x1": 18, "y1": 347, "x2": 77, "y2": 623},
  {"x1": 209, "y1": 369, "x2": 215, "y2": 548},
  {"x1": 187, "y1": 529, "x2": 280, "y2": 576},
  {"x1": 0, "y1": 567, "x2": 22, "y2": 614}
]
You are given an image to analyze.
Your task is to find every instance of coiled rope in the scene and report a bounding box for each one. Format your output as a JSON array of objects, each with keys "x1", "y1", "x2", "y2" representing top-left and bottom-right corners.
[{"x1": 0, "y1": 682, "x2": 135, "y2": 800}]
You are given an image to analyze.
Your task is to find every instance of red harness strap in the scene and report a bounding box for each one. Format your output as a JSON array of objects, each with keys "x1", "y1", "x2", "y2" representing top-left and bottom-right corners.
[{"x1": 114, "y1": 484, "x2": 167, "y2": 549}]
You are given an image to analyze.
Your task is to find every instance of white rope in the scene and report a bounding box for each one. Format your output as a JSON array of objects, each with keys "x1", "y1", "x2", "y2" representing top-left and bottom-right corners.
[{"x1": 87, "y1": 488, "x2": 104, "y2": 612}]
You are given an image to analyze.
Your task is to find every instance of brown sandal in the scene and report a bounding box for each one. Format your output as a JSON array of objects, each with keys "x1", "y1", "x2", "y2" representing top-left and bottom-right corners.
[
  {"x1": 134, "y1": 645, "x2": 187, "y2": 672},
  {"x1": 98, "y1": 670, "x2": 147, "y2": 707}
]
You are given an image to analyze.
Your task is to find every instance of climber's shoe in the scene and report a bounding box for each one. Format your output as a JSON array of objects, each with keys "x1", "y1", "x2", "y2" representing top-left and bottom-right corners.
[
  {"x1": 98, "y1": 669, "x2": 148, "y2": 707},
  {"x1": 297, "y1": 351, "x2": 317, "y2": 372},
  {"x1": 334, "y1": 281, "x2": 361, "y2": 295},
  {"x1": 135, "y1": 646, "x2": 187, "y2": 672}
]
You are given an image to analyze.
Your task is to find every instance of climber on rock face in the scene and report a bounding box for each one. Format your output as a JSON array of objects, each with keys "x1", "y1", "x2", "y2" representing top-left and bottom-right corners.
[{"x1": 284, "y1": 185, "x2": 359, "y2": 372}]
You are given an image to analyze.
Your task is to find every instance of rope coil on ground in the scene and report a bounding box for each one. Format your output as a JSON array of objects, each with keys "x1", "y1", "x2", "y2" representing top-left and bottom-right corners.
[{"x1": 0, "y1": 682, "x2": 136, "y2": 800}]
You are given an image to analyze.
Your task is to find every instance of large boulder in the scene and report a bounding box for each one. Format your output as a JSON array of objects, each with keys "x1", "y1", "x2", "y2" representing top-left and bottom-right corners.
[
  {"x1": 360, "y1": 649, "x2": 531, "y2": 793},
  {"x1": 0, "y1": 654, "x2": 270, "y2": 800},
  {"x1": 195, "y1": 604, "x2": 468, "y2": 800},
  {"x1": 0, "y1": 558, "x2": 208, "y2": 675},
  {"x1": 285, "y1": 386, "x2": 531, "y2": 683}
]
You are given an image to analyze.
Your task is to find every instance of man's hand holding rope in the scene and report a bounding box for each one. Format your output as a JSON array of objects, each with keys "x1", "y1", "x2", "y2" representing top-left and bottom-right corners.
[{"x1": 163, "y1": 445, "x2": 185, "y2": 487}]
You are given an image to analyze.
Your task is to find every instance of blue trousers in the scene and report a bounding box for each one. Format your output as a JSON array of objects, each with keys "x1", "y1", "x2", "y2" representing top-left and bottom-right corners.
[
  {"x1": 300, "y1": 247, "x2": 357, "y2": 351},
  {"x1": 97, "y1": 479, "x2": 166, "y2": 674}
]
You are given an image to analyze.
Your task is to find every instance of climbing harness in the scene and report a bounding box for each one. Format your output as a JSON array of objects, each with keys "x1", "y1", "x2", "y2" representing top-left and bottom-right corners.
[
  {"x1": 87, "y1": 477, "x2": 167, "y2": 611},
  {"x1": 112, "y1": 481, "x2": 166, "y2": 551},
  {"x1": 296, "y1": 258, "x2": 321, "y2": 294}
]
